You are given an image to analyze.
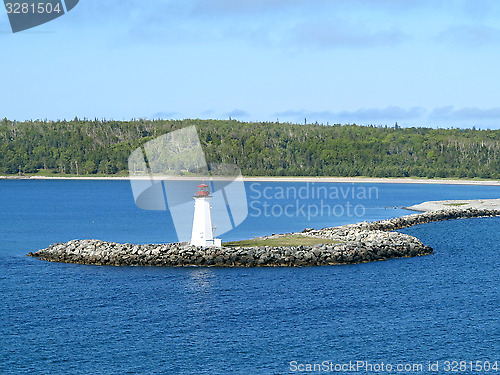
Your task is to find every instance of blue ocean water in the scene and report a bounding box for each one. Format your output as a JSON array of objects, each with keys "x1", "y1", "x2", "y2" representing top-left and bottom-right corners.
[{"x1": 0, "y1": 180, "x2": 499, "y2": 374}]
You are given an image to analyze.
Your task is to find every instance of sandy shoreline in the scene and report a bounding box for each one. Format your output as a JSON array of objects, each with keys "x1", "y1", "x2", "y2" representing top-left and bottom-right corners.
[
  {"x1": 243, "y1": 177, "x2": 500, "y2": 186},
  {"x1": 1, "y1": 175, "x2": 499, "y2": 186},
  {"x1": 406, "y1": 198, "x2": 500, "y2": 211}
]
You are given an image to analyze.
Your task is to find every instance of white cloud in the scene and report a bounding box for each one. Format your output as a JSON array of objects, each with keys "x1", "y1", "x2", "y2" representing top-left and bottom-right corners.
[
  {"x1": 290, "y1": 22, "x2": 408, "y2": 49},
  {"x1": 275, "y1": 106, "x2": 425, "y2": 124},
  {"x1": 226, "y1": 109, "x2": 250, "y2": 118},
  {"x1": 272, "y1": 106, "x2": 500, "y2": 128},
  {"x1": 430, "y1": 106, "x2": 500, "y2": 120},
  {"x1": 150, "y1": 111, "x2": 179, "y2": 119},
  {"x1": 437, "y1": 25, "x2": 500, "y2": 47}
]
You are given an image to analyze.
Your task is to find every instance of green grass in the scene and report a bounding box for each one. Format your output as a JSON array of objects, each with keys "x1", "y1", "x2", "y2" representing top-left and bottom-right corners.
[
  {"x1": 444, "y1": 203, "x2": 469, "y2": 206},
  {"x1": 223, "y1": 234, "x2": 339, "y2": 247}
]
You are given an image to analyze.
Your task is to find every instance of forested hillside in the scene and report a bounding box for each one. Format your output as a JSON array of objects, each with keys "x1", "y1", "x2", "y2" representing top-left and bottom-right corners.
[{"x1": 0, "y1": 118, "x2": 499, "y2": 179}]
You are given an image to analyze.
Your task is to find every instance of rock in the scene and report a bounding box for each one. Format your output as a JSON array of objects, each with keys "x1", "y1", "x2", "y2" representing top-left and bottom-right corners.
[{"x1": 26, "y1": 207, "x2": 499, "y2": 267}]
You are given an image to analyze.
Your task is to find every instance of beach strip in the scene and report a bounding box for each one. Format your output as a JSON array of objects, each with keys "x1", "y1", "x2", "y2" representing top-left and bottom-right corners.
[{"x1": 2, "y1": 175, "x2": 500, "y2": 186}]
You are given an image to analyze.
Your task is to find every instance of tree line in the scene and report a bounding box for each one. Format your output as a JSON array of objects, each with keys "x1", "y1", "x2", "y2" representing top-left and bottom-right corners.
[{"x1": 0, "y1": 118, "x2": 499, "y2": 179}]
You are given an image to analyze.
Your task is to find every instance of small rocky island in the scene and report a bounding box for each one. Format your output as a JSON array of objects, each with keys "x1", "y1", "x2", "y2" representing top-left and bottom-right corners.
[{"x1": 28, "y1": 201, "x2": 500, "y2": 267}]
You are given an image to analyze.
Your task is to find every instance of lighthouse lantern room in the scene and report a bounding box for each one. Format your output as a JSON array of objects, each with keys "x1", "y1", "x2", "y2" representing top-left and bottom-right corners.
[{"x1": 190, "y1": 183, "x2": 222, "y2": 247}]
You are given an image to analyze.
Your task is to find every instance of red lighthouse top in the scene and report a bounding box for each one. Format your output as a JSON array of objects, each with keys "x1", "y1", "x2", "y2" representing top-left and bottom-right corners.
[{"x1": 195, "y1": 183, "x2": 211, "y2": 197}]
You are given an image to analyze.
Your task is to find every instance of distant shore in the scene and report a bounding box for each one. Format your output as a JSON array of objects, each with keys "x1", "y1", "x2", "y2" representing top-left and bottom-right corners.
[
  {"x1": 243, "y1": 177, "x2": 500, "y2": 186},
  {"x1": 405, "y1": 198, "x2": 500, "y2": 212},
  {"x1": 1, "y1": 175, "x2": 499, "y2": 186}
]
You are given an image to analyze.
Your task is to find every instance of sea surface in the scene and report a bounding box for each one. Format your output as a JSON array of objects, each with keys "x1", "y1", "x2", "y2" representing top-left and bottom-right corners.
[{"x1": 0, "y1": 180, "x2": 499, "y2": 374}]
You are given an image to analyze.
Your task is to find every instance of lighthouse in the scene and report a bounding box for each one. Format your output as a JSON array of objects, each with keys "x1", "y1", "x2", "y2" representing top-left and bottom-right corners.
[{"x1": 190, "y1": 183, "x2": 222, "y2": 247}]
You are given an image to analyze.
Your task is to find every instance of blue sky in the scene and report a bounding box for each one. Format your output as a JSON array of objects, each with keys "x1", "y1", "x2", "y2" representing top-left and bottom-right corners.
[{"x1": 2, "y1": 0, "x2": 500, "y2": 128}]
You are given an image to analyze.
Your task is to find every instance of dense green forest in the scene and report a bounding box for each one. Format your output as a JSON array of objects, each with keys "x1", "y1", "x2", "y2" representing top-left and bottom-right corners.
[{"x1": 0, "y1": 118, "x2": 499, "y2": 179}]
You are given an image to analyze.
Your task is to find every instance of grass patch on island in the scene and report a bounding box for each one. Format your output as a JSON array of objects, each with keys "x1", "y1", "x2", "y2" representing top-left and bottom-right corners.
[
  {"x1": 223, "y1": 234, "x2": 339, "y2": 247},
  {"x1": 444, "y1": 203, "x2": 469, "y2": 207}
]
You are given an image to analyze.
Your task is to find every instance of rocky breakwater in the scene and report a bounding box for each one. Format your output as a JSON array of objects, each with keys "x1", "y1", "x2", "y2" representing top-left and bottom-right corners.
[
  {"x1": 27, "y1": 207, "x2": 499, "y2": 267},
  {"x1": 305, "y1": 207, "x2": 500, "y2": 240},
  {"x1": 27, "y1": 234, "x2": 431, "y2": 267}
]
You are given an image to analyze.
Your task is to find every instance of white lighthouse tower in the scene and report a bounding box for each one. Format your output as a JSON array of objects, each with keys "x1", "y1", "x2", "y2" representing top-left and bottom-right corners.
[{"x1": 190, "y1": 183, "x2": 222, "y2": 247}]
